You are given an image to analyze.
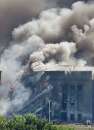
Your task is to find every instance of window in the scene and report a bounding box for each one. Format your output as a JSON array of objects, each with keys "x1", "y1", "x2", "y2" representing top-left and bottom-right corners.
[
  {"x1": 70, "y1": 114, "x2": 75, "y2": 121},
  {"x1": 77, "y1": 84, "x2": 82, "y2": 92},
  {"x1": 61, "y1": 112, "x2": 67, "y2": 121},
  {"x1": 78, "y1": 114, "x2": 82, "y2": 122}
]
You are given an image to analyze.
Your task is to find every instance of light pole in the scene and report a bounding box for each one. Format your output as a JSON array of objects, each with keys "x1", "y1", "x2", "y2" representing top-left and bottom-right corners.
[{"x1": 48, "y1": 100, "x2": 51, "y2": 122}]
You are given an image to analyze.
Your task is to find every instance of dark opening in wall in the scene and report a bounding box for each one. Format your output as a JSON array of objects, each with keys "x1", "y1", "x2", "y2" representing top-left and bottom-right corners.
[
  {"x1": 70, "y1": 113, "x2": 75, "y2": 121},
  {"x1": 61, "y1": 112, "x2": 67, "y2": 121},
  {"x1": 78, "y1": 113, "x2": 82, "y2": 122}
]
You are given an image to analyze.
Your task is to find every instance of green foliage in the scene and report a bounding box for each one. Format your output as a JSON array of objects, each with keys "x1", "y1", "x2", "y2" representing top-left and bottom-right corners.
[
  {"x1": 44, "y1": 123, "x2": 57, "y2": 130},
  {"x1": 6, "y1": 115, "x2": 26, "y2": 130},
  {"x1": 0, "y1": 116, "x2": 7, "y2": 130},
  {"x1": 0, "y1": 114, "x2": 75, "y2": 130}
]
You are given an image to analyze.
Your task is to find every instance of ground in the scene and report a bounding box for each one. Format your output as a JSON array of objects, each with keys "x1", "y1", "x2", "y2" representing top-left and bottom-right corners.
[{"x1": 54, "y1": 124, "x2": 94, "y2": 130}]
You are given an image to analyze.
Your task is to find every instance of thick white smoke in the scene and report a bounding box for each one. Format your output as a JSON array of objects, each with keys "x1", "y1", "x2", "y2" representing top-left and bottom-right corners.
[
  {"x1": 1, "y1": 1, "x2": 94, "y2": 115},
  {"x1": 0, "y1": 35, "x2": 44, "y2": 114},
  {"x1": 0, "y1": 0, "x2": 58, "y2": 54},
  {"x1": 13, "y1": 1, "x2": 94, "y2": 67}
]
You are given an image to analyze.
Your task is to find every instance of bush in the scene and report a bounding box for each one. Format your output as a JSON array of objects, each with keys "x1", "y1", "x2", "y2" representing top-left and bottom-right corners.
[
  {"x1": 0, "y1": 116, "x2": 7, "y2": 130},
  {"x1": 44, "y1": 123, "x2": 57, "y2": 130},
  {"x1": 0, "y1": 114, "x2": 75, "y2": 130}
]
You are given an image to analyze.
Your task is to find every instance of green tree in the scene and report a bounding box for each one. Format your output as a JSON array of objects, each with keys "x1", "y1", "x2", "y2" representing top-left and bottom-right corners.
[
  {"x1": 0, "y1": 116, "x2": 8, "y2": 130},
  {"x1": 6, "y1": 115, "x2": 26, "y2": 130}
]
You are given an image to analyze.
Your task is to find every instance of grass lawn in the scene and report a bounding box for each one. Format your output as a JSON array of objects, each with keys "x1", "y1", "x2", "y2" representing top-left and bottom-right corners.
[
  {"x1": 54, "y1": 125, "x2": 74, "y2": 130},
  {"x1": 54, "y1": 124, "x2": 94, "y2": 130}
]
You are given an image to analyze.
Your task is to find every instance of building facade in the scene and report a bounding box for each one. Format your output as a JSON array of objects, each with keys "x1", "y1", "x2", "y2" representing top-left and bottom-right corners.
[
  {"x1": 48, "y1": 71, "x2": 93, "y2": 122},
  {"x1": 21, "y1": 66, "x2": 94, "y2": 123}
]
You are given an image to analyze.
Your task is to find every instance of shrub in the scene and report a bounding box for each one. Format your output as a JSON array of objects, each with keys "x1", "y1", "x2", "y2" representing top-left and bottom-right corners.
[{"x1": 0, "y1": 114, "x2": 75, "y2": 130}]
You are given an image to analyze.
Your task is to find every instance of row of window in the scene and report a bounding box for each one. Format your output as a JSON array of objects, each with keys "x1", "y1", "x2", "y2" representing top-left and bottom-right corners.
[{"x1": 61, "y1": 112, "x2": 82, "y2": 122}]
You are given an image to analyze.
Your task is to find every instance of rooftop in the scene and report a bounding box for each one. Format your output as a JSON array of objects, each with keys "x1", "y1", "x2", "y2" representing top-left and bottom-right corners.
[{"x1": 32, "y1": 63, "x2": 94, "y2": 72}]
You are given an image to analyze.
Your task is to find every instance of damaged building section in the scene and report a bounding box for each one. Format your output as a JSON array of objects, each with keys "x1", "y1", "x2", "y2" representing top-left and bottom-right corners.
[{"x1": 20, "y1": 65, "x2": 94, "y2": 123}]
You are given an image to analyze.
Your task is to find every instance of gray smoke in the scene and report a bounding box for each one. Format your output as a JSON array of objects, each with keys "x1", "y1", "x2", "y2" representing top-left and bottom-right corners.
[
  {"x1": 30, "y1": 42, "x2": 86, "y2": 71},
  {"x1": 0, "y1": 35, "x2": 45, "y2": 114},
  {"x1": 0, "y1": 0, "x2": 88, "y2": 42},
  {"x1": 1, "y1": 1, "x2": 94, "y2": 115},
  {"x1": 13, "y1": 1, "x2": 94, "y2": 68},
  {"x1": 0, "y1": 0, "x2": 89, "y2": 53},
  {"x1": 0, "y1": 0, "x2": 59, "y2": 54}
]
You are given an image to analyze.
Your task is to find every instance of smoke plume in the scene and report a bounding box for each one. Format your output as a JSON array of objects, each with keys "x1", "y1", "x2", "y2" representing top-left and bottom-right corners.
[
  {"x1": 0, "y1": 0, "x2": 58, "y2": 54},
  {"x1": 13, "y1": 1, "x2": 94, "y2": 68}
]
